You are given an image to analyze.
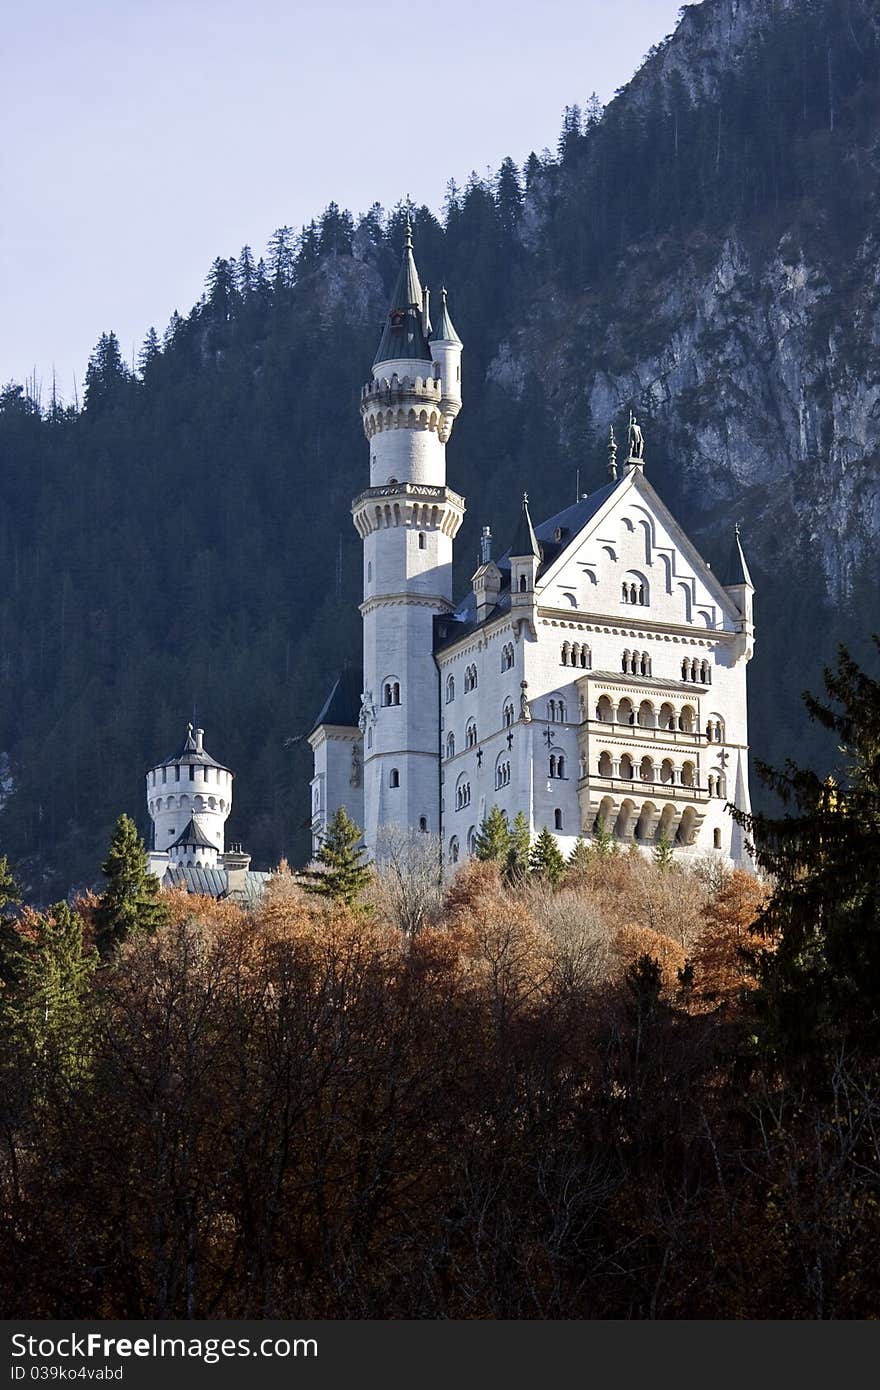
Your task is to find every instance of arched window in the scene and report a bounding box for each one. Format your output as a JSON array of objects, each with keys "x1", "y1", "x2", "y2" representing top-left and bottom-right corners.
[
  {"x1": 660, "y1": 758, "x2": 674, "y2": 785},
  {"x1": 619, "y1": 754, "x2": 634, "y2": 781},
  {"x1": 598, "y1": 751, "x2": 613, "y2": 778},
  {"x1": 713, "y1": 828, "x2": 722, "y2": 849},
  {"x1": 519, "y1": 574, "x2": 527, "y2": 592},
  {"x1": 679, "y1": 705, "x2": 695, "y2": 734},
  {"x1": 596, "y1": 695, "x2": 613, "y2": 724},
  {"x1": 503, "y1": 699, "x2": 515, "y2": 728},
  {"x1": 681, "y1": 658, "x2": 689, "y2": 681},
  {"x1": 580, "y1": 644, "x2": 589, "y2": 668},
  {"x1": 389, "y1": 768, "x2": 400, "y2": 788},
  {"x1": 464, "y1": 664, "x2": 478, "y2": 692},
  {"x1": 640, "y1": 755, "x2": 654, "y2": 782},
  {"x1": 382, "y1": 679, "x2": 401, "y2": 706},
  {"x1": 554, "y1": 808, "x2": 563, "y2": 831},
  {"x1": 638, "y1": 700, "x2": 654, "y2": 728},
  {"x1": 446, "y1": 733, "x2": 455, "y2": 759},
  {"x1": 445, "y1": 674, "x2": 455, "y2": 703},
  {"x1": 465, "y1": 720, "x2": 477, "y2": 749},
  {"x1": 617, "y1": 698, "x2": 635, "y2": 726},
  {"x1": 561, "y1": 641, "x2": 571, "y2": 665},
  {"x1": 501, "y1": 643, "x2": 515, "y2": 671},
  {"x1": 622, "y1": 582, "x2": 629, "y2": 603},
  {"x1": 449, "y1": 836, "x2": 460, "y2": 864},
  {"x1": 701, "y1": 660, "x2": 710, "y2": 683},
  {"x1": 419, "y1": 816, "x2": 428, "y2": 832},
  {"x1": 367, "y1": 727, "x2": 373, "y2": 749},
  {"x1": 622, "y1": 649, "x2": 630, "y2": 674},
  {"x1": 418, "y1": 532, "x2": 426, "y2": 549},
  {"x1": 659, "y1": 702, "x2": 675, "y2": 730},
  {"x1": 681, "y1": 761, "x2": 695, "y2": 788},
  {"x1": 640, "y1": 651, "x2": 650, "y2": 676},
  {"x1": 690, "y1": 659, "x2": 699, "y2": 683},
  {"x1": 495, "y1": 755, "x2": 510, "y2": 789},
  {"x1": 467, "y1": 826, "x2": 477, "y2": 856},
  {"x1": 455, "y1": 773, "x2": 471, "y2": 809}
]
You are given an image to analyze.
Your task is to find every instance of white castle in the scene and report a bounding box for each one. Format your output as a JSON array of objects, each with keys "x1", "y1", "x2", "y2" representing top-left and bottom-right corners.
[
  {"x1": 309, "y1": 222, "x2": 754, "y2": 868},
  {"x1": 144, "y1": 723, "x2": 268, "y2": 903}
]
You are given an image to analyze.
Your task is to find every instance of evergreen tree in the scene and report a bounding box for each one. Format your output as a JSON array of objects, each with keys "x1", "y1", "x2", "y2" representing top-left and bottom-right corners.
[
  {"x1": 83, "y1": 331, "x2": 129, "y2": 412},
  {"x1": 7, "y1": 902, "x2": 96, "y2": 1077},
  {"x1": 495, "y1": 156, "x2": 523, "y2": 239},
  {"x1": 236, "y1": 244, "x2": 257, "y2": 298},
  {"x1": 566, "y1": 836, "x2": 592, "y2": 876},
  {"x1": 305, "y1": 807, "x2": 372, "y2": 908},
  {"x1": 504, "y1": 811, "x2": 531, "y2": 886},
  {"x1": 592, "y1": 819, "x2": 616, "y2": 858},
  {"x1": 94, "y1": 814, "x2": 167, "y2": 955},
  {"x1": 732, "y1": 639, "x2": 880, "y2": 1054},
  {"x1": 267, "y1": 225, "x2": 296, "y2": 290},
  {"x1": 653, "y1": 833, "x2": 675, "y2": 870},
  {"x1": 474, "y1": 806, "x2": 511, "y2": 863},
  {"x1": 529, "y1": 827, "x2": 565, "y2": 887},
  {"x1": 138, "y1": 327, "x2": 161, "y2": 378}
]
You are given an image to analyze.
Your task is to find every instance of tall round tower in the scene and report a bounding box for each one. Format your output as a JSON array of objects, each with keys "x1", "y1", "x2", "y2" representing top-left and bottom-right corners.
[
  {"x1": 352, "y1": 220, "x2": 465, "y2": 853},
  {"x1": 145, "y1": 723, "x2": 233, "y2": 869}
]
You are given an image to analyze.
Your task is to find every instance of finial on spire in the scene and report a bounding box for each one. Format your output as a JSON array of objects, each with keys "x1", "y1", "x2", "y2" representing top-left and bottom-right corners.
[
  {"x1": 522, "y1": 491, "x2": 529, "y2": 506},
  {"x1": 608, "y1": 424, "x2": 618, "y2": 480},
  {"x1": 404, "y1": 196, "x2": 414, "y2": 250}
]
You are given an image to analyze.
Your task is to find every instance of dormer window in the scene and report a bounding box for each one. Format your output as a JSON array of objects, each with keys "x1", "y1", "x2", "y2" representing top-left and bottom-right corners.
[{"x1": 390, "y1": 310, "x2": 405, "y2": 330}]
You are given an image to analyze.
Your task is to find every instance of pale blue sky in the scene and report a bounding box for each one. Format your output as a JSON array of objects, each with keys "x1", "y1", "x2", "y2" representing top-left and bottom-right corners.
[{"x1": 1, "y1": 0, "x2": 690, "y2": 400}]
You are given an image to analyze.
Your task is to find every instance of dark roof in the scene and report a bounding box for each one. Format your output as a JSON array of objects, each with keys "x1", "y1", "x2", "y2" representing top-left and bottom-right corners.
[
  {"x1": 585, "y1": 669, "x2": 711, "y2": 694},
  {"x1": 718, "y1": 525, "x2": 754, "y2": 588},
  {"x1": 373, "y1": 225, "x2": 432, "y2": 367},
  {"x1": 311, "y1": 666, "x2": 363, "y2": 734},
  {"x1": 170, "y1": 817, "x2": 217, "y2": 850},
  {"x1": 159, "y1": 723, "x2": 230, "y2": 771},
  {"x1": 434, "y1": 477, "x2": 621, "y2": 655},
  {"x1": 162, "y1": 864, "x2": 271, "y2": 905},
  {"x1": 508, "y1": 493, "x2": 541, "y2": 559},
  {"x1": 430, "y1": 287, "x2": 462, "y2": 345}
]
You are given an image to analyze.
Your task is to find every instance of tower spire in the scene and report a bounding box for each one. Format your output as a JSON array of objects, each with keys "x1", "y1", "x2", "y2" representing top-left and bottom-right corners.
[{"x1": 373, "y1": 211, "x2": 431, "y2": 367}]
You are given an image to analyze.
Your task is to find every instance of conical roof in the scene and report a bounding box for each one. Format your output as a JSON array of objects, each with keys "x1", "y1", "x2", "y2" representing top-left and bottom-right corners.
[
  {"x1": 373, "y1": 218, "x2": 431, "y2": 367},
  {"x1": 508, "y1": 493, "x2": 541, "y2": 559},
  {"x1": 720, "y1": 524, "x2": 754, "y2": 588},
  {"x1": 430, "y1": 286, "x2": 462, "y2": 346},
  {"x1": 170, "y1": 817, "x2": 217, "y2": 850},
  {"x1": 158, "y1": 722, "x2": 230, "y2": 771}
]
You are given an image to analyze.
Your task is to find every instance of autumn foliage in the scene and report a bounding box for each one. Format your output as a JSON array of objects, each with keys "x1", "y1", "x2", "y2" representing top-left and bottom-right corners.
[{"x1": 0, "y1": 845, "x2": 877, "y2": 1320}]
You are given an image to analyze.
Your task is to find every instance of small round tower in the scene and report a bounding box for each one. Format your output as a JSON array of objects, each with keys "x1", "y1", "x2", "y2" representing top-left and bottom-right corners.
[{"x1": 145, "y1": 724, "x2": 233, "y2": 869}]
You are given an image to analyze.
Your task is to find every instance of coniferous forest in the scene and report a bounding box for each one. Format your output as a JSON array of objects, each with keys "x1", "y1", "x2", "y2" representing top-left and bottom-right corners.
[
  {"x1": 2, "y1": 0, "x2": 880, "y2": 1322},
  {"x1": 1, "y1": 0, "x2": 879, "y2": 898}
]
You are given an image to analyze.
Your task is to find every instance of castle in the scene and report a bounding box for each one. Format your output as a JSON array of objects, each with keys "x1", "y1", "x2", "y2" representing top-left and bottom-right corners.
[
  {"x1": 144, "y1": 723, "x2": 269, "y2": 904},
  {"x1": 309, "y1": 223, "x2": 754, "y2": 868}
]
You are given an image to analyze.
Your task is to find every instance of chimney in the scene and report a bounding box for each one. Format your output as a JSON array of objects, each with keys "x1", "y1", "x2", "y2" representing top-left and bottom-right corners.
[
  {"x1": 220, "y1": 844, "x2": 251, "y2": 898},
  {"x1": 472, "y1": 528, "x2": 502, "y2": 624},
  {"x1": 194, "y1": 727, "x2": 204, "y2": 754}
]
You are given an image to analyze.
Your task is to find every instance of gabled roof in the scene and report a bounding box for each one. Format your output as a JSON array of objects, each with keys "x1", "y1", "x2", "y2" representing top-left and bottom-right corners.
[
  {"x1": 311, "y1": 666, "x2": 363, "y2": 734},
  {"x1": 170, "y1": 817, "x2": 217, "y2": 850},
  {"x1": 162, "y1": 864, "x2": 271, "y2": 904},
  {"x1": 373, "y1": 221, "x2": 431, "y2": 367}
]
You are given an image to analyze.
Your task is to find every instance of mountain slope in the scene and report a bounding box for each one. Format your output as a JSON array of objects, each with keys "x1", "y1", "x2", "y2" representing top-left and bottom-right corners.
[{"x1": 1, "y1": 0, "x2": 878, "y2": 898}]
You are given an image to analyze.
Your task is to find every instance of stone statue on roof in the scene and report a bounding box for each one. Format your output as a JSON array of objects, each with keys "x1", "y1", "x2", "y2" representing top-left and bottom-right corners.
[{"x1": 627, "y1": 410, "x2": 644, "y2": 462}]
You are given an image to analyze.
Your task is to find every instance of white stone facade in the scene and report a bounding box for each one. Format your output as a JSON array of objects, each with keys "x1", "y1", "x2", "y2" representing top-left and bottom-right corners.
[
  {"x1": 309, "y1": 236, "x2": 754, "y2": 869},
  {"x1": 145, "y1": 724, "x2": 233, "y2": 871}
]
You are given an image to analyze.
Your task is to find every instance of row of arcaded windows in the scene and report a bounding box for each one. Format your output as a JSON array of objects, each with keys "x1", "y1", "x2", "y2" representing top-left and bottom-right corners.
[
  {"x1": 560, "y1": 641, "x2": 590, "y2": 668},
  {"x1": 622, "y1": 649, "x2": 651, "y2": 677},
  {"x1": 682, "y1": 657, "x2": 711, "y2": 684},
  {"x1": 446, "y1": 647, "x2": 515, "y2": 704},
  {"x1": 382, "y1": 680, "x2": 401, "y2": 706}
]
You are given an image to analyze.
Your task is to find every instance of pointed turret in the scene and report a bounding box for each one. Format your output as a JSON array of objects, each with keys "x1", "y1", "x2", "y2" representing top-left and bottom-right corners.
[
  {"x1": 430, "y1": 286, "x2": 462, "y2": 347},
  {"x1": 509, "y1": 492, "x2": 541, "y2": 559},
  {"x1": 722, "y1": 524, "x2": 755, "y2": 661},
  {"x1": 373, "y1": 215, "x2": 432, "y2": 369},
  {"x1": 509, "y1": 493, "x2": 541, "y2": 612}
]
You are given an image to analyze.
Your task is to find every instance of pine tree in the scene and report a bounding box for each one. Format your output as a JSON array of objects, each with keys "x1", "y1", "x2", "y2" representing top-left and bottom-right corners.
[
  {"x1": 653, "y1": 833, "x2": 675, "y2": 870},
  {"x1": 504, "y1": 811, "x2": 531, "y2": 886},
  {"x1": 529, "y1": 827, "x2": 565, "y2": 887},
  {"x1": 566, "y1": 836, "x2": 592, "y2": 877},
  {"x1": 305, "y1": 807, "x2": 372, "y2": 908},
  {"x1": 8, "y1": 902, "x2": 97, "y2": 1077},
  {"x1": 474, "y1": 806, "x2": 511, "y2": 863},
  {"x1": 94, "y1": 813, "x2": 167, "y2": 955},
  {"x1": 83, "y1": 331, "x2": 129, "y2": 412},
  {"x1": 592, "y1": 819, "x2": 616, "y2": 857},
  {"x1": 138, "y1": 327, "x2": 161, "y2": 378},
  {"x1": 236, "y1": 244, "x2": 257, "y2": 298},
  {"x1": 267, "y1": 225, "x2": 296, "y2": 290},
  {"x1": 731, "y1": 639, "x2": 880, "y2": 1054}
]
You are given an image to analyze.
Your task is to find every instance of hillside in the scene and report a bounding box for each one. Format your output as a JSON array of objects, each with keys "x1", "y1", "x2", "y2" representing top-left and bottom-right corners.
[{"x1": 1, "y1": 0, "x2": 879, "y2": 899}]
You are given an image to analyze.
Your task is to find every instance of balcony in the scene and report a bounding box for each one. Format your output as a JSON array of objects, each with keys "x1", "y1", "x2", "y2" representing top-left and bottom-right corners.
[
  {"x1": 579, "y1": 773, "x2": 709, "y2": 804},
  {"x1": 583, "y1": 716, "x2": 704, "y2": 748}
]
